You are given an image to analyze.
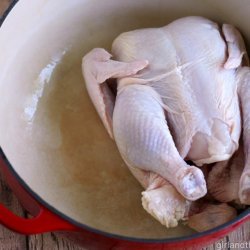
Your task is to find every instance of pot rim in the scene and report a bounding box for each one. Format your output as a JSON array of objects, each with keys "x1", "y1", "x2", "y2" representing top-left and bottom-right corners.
[{"x1": 0, "y1": 0, "x2": 249, "y2": 244}]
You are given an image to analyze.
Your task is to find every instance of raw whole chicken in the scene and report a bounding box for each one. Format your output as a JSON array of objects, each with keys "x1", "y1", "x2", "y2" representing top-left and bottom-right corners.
[{"x1": 82, "y1": 16, "x2": 250, "y2": 228}]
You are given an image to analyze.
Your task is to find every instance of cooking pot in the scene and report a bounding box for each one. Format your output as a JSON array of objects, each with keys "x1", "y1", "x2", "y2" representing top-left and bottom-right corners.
[{"x1": 0, "y1": 0, "x2": 249, "y2": 249}]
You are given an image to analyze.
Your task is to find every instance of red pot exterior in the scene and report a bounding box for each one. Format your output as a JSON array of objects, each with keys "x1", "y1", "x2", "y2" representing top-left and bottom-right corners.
[{"x1": 0, "y1": 156, "x2": 249, "y2": 250}]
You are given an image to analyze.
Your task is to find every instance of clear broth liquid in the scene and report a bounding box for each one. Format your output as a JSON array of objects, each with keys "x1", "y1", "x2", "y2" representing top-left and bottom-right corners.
[{"x1": 21, "y1": 43, "x2": 194, "y2": 238}]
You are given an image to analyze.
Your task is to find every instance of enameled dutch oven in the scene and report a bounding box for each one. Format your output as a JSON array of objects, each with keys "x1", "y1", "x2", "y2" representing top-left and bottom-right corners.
[{"x1": 0, "y1": 1, "x2": 249, "y2": 249}]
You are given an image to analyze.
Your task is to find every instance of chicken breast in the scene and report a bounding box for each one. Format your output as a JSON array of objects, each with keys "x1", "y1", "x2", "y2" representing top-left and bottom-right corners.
[{"x1": 112, "y1": 17, "x2": 242, "y2": 165}]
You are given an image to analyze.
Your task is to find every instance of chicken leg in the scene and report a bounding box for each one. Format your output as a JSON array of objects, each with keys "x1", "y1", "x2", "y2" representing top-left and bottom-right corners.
[{"x1": 113, "y1": 84, "x2": 206, "y2": 200}]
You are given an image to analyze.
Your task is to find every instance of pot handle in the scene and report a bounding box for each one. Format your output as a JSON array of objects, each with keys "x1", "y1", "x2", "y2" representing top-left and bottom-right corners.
[{"x1": 0, "y1": 203, "x2": 78, "y2": 234}]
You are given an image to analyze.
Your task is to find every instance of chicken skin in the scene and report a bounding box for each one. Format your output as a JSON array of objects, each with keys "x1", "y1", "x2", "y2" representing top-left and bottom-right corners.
[{"x1": 82, "y1": 16, "x2": 250, "y2": 227}]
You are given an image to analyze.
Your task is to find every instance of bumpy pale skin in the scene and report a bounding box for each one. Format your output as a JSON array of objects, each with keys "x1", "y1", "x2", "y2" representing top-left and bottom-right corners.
[{"x1": 82, "y1": 16, "x2": 250, "y2": 227}]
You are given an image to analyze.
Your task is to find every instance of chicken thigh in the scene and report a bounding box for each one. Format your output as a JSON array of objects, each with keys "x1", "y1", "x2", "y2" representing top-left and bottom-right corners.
[{"x1": 82, "y1": 16, "x2": 250, "y2": 227}]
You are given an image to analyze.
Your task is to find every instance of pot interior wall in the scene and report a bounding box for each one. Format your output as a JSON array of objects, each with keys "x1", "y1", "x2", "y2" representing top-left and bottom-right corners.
[{"x1": 0, "y1": 0, "x2": 249, "y2": 238}]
